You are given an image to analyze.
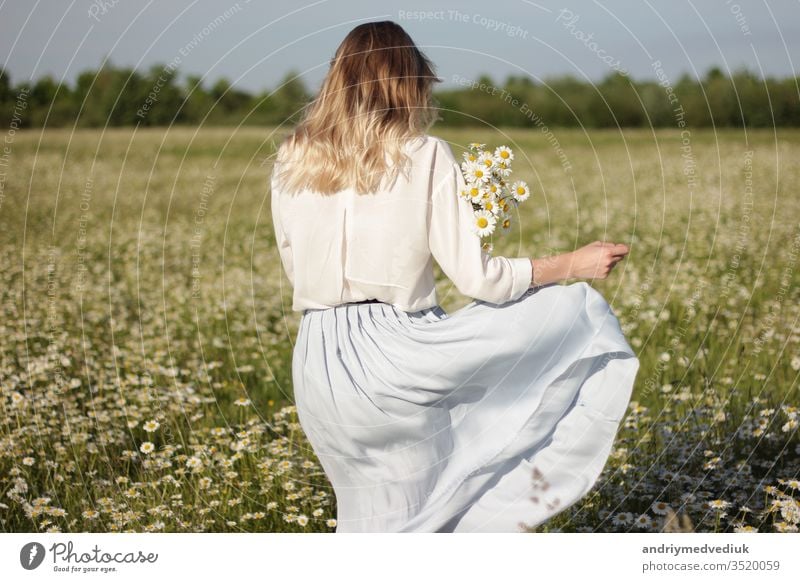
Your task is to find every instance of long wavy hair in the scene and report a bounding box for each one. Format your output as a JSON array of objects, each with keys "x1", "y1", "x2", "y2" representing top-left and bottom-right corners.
[{"x1": 274, "y1": 21, "x2": 442, "y2": 195}]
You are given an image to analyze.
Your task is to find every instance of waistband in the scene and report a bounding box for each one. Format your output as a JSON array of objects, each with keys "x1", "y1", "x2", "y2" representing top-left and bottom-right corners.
[{"x1": 302, "y1": 298, "x2": 384, "y2": 316}]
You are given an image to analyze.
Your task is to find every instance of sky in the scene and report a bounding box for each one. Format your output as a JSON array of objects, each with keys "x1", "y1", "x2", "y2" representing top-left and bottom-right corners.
[{"x1": 1, "y1": 0, "x2": 798, "y2": 94}]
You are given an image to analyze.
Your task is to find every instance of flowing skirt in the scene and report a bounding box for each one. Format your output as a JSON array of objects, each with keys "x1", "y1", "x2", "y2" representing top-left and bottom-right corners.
[{"x1": 291, "y1": 282, "x2": 640, "y2": 532}]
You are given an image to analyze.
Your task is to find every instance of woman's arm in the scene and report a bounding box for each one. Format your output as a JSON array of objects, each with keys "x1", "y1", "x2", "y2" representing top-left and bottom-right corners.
[{"x1": 530, "y1": 241, "x2": 630, "y2": 286}]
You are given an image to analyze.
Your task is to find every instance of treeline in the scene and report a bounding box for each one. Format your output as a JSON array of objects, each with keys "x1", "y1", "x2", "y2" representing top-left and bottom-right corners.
[{"x1": 1, "y1": 63, "x2": 798, "y2": 129}]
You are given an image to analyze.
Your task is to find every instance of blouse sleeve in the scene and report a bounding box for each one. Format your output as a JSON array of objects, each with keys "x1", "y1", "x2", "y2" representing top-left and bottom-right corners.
[
  {"x1": 428, "y1": 151, "x2": 533, "y2": 304},
  {"x1": 270, "y1": 175, "x2": 295, "y2": 287}
]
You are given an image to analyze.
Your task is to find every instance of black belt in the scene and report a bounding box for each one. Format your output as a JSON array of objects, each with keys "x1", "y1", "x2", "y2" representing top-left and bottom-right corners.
[{"x1": 350, "y1": 299, "x2": 382, "y2": 304}]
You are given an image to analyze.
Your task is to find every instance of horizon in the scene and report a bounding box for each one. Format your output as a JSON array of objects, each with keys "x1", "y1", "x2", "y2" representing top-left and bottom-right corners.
[{"x1": 1, "y1": 0, "x2": 798, "y2": 94}]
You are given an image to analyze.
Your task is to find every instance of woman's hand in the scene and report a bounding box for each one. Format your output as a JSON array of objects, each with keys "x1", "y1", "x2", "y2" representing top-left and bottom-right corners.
[
  {"x1": 567, "y1": 241, "x2": 630, "y2": 280},
  {"x1": 530, "y1": 241, "x2": 630, "y2": 287}
]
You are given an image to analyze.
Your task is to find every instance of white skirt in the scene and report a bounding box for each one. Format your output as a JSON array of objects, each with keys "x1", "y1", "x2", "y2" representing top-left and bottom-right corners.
[{"x1": 292, "y1": 282, "x2": 640, "y2": 532}]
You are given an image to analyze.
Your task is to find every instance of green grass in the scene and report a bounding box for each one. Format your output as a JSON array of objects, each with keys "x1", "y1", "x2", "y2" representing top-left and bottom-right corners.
[{"x1": 0, "y1": 126, "x2": 798, "y2": 532}]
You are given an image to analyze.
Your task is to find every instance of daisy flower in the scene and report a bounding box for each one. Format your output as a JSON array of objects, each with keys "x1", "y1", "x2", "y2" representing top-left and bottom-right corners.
[
  {"x1": 472, "y1": 210, "x2": 497, "y2": 237},
  {"x1": 139, "y1": 442, "x2": 155, "y2": 455},
  {"x1": 464, "y1": 161, "x2": 490, "y2": 184},
  {"x1": 634, "y1": 514, "x2": 653, "y2": 529},
  {"x1": 651, "y1": 501, "x2": 672, "y2": 515},
  {"x1": 296, "y1": 514, "x2": 309, "y2": 526},
  {"x1": 510, "y1": 181, "x2": 530, "y2": 202},
  {"x1": 186, "y1": 456, "x2": 203, "y2": 470},
  {"x1": 468, "y1": 142, "x2": 486, "y2": 150},
  {"x1": 326, "y1": 519, "x2": 337, "y2": 528},
  {"x1": 733, "y1": 524, "x2": 758, "y2": 533},
  {"x1": 477, "y1": 151, "x2": 496, "y2": 170},
  {"x1": 707, "y1": 499, "x2": 731, "y2": 511},
  {"x1": 494, "y1": 160, "x2": 512, "y2": 178},
  {"x1": 464, "y1": 185, "x2": 484, "y2": 203},
  {"x1": 494, "y1": 145, "x2": 514, "y2": 163},
  {"x1": 462, "y1": 151, "x2": 479, "y2": 164},
  {"x1": 480, "y1": 196, "x2": 501, "y2": 216},
  {"x1": 612, "y1": 512, "x2": 633, "y2": 526},
  {"x1": 143, "y1": 420, "x2": 160, "y2": 432}
]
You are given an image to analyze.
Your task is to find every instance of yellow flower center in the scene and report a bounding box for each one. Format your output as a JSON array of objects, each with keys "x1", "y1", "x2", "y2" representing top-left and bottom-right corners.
[
  {"x1": 470, "y1": 187, "x2": 480, "y2": 198},
  {"x1": 475, "y1": 170, "x2": 484, "y2": 178},
  {"x1": 477, "y1": 217, "x2": 489, "y2": 228},
  {"x1": 500, "y1": 151, "x2": 510, "y2": 158},
  {"x1": 517, "y1": 186, "x2": 526, "y2": 195}
]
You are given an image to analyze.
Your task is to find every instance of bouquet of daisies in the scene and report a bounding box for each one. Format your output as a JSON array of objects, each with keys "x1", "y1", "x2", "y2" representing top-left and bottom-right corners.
[{"x1": 459, "y1": 142, "x2": 531, "y2": 252}]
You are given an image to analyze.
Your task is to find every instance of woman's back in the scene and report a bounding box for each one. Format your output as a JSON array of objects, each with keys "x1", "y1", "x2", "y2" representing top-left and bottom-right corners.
[
  {"x1": 271, "y1": 134, "x2": 533, "y2": 312},
  {"x1": 276, "y1": 20, "x2": 638, "y2": 534}
]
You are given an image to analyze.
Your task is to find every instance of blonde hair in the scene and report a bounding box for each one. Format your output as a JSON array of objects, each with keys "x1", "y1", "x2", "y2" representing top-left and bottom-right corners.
[{"x1": 274, "y1": 21, "x2": 441, "y2": 195}]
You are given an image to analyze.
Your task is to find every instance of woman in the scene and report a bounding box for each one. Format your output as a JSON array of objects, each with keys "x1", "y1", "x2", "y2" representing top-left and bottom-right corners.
[{"x1": 270, "y1": 21, "x2": 639, "y2": 532}]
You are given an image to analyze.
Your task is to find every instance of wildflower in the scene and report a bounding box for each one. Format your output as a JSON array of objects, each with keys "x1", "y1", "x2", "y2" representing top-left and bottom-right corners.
[
  {"x1": 779, "y1": 500, "x2": 800, "y2": 524},
  {"x1": 510, "y1": 181, "x2": 530, "y2": 202},
  {"x1": 493, "y1": 145, "x2": 513, "y2": 162},
  {"x1": 464, "y1": 161, "x2": 490, "y2": 184},
  {"x1": 22, "y1": 457, "x2": 35, "y2": 466},
  {"x1": 143, "y1": 420, "x2": 160, "y2": 432},
  {"x1": 651, "y1": 501, "x2": 672, "y2": 515},
  {"x1": 635, "y1": 514, "x2": 653, "y2": 529},
  {"x1": 139, "y1": 442, "x2": 155, "y2": 454},
  {"x1": 326, "y1": 519, "x2": 337, "y2": 528},
  {"x1": 472, "y1": 210, "x2": 497, "y2": 237},
  {"x1": 612, "y1": 512, "x2": 633, "y2": 525},
  {"x1": 707, "y1": 499, "x2": 731, "y2": 511},
  {"x1": 296, "y1": 514, "x2": 309, "y2": 526},
  {"x1": 477, "y1": 151, "x2": 496, "y2": 170},
  {"x1": 186, "y1": 456, "x2": 203, "y2": 470}
]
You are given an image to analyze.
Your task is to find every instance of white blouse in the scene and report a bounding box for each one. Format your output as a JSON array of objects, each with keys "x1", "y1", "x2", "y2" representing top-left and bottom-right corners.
[{"x1": 270, "y1": 134, "x2": 533, "y2": 313}]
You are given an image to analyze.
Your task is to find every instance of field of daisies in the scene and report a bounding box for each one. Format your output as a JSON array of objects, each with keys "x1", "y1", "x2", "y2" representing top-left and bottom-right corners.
[{"x1": 0, "y1": 126, "x2": 798, "y2": 533}]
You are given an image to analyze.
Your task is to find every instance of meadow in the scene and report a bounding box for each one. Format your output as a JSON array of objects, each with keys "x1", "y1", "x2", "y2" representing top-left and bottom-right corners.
[{"x1": 0, "y1": 126, "x2": 798, "y2": 533}]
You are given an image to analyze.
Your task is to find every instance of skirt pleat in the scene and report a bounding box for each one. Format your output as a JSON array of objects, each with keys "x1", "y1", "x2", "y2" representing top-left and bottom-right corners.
[{"x1": 291, "y1": 281, "x2": 640, "y2": 532}]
